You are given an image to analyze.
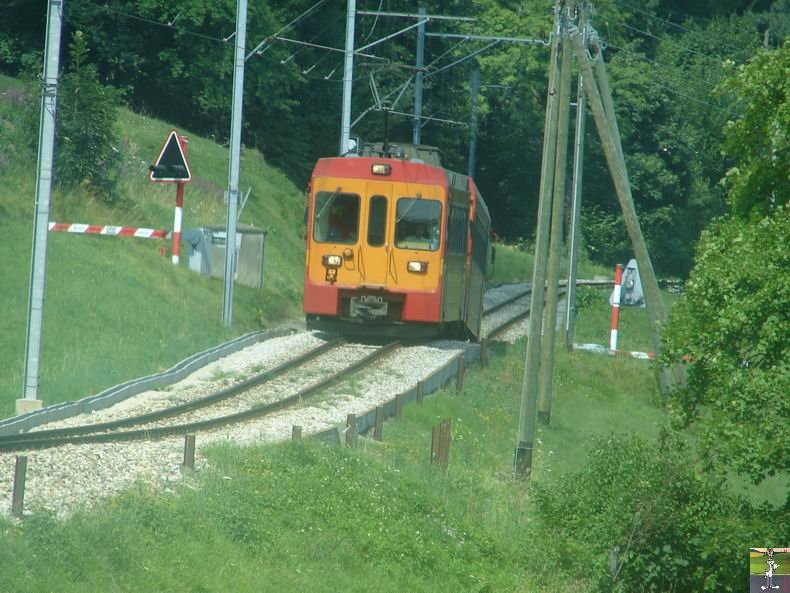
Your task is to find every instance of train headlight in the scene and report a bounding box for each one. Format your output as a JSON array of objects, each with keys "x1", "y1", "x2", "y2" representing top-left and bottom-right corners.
[
  {"x1": 407, "y1": 261, "x2": 428, "y2": 273},
  {"x1": 322, "y1": 254, "x2": 342, "y2": 267},
  {"x1": 371, "y1": 163, "x2": 392, "y2": 176}
]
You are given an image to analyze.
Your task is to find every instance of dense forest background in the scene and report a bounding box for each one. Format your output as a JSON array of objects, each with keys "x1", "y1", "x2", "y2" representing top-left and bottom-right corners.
[{"x1": 1, "y1": 0, "x2": 787, "y2": 275}]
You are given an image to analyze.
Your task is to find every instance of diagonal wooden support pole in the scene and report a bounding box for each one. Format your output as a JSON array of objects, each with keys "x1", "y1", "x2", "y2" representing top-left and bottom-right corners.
[{"x1": 570, "y1": 27, "x2": 686, "y2": 393}]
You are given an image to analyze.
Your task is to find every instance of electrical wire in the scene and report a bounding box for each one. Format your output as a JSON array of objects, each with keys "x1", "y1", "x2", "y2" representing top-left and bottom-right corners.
[
  {"x1": 597, "y1": 40, "x2": 729, "y2": 113},
  {"x1": 610, "y1": 0, "x2": 753, "y2": 57},
  {"x1": 362, "y1": 0, "x2": 385, "y2": 41},
  {"x1": 619, "y1": 22, "x2": 718, "y2": 59},
  {"x1": 276, "y1": 12, "x2": 346, "y2": 65},
  {"x1": 72, "y1": 0, "x2": 231, "y2": 46},
  {"x1": 604, "y1": 42, "x2": 721, "y2": 91},
  {"x1": 247, "y1": 0, "x2": 332, "y2": 58},
  {"x1": 273, "y1": 36, "x2": 389, "y2": 61}
]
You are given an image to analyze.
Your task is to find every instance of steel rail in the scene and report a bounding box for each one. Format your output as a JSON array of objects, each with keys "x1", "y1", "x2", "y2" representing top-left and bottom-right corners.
[
  {"x1": 482, "y1": 285, "x2": 531, "y2": 316},
  {"x1": 0, "y1": 339, "x2": 345, "y2": 444},
  {"x1": 485, "y1": 287, "x2": 568, "y2": 340},
  {"x1": 0, "y1": 341, "x2": 401, "y2": 453}
]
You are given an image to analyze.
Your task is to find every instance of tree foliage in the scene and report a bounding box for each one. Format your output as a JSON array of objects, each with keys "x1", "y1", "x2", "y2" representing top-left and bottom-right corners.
[
  {"x1": 663, "y1": 47, "x2": 790, "y2": 485},
  {"x1": 662, "y1": 210, "x2": 789, "y2": 484},
  {"x1": 53, "y1": 31, "x2": 122, "y2": 197},
  {"x1": 719, "y1": 46, "x2": 790, "y2": 218}
]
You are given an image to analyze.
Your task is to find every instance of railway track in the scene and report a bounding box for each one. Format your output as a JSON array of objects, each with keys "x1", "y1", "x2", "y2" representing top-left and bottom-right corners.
[
  {"x1": 0, "y1": 340, "x2": 401, "y2": 453},
  {"x1": 3, "y1": 281, "x2": 585, "y2": 453}
]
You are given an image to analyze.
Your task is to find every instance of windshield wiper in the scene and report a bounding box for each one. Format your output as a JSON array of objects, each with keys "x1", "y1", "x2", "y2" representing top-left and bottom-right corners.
[
  {"x1": 395, "y1": 192, "x2": 422, "y2": 223},
  {"x1": 315, "y1": 187, "x2": 342, "y2": 221}
]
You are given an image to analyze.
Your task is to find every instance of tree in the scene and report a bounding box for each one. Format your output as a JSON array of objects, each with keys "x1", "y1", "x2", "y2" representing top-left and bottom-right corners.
[
  {"x1": 662, "y1": 47, "x2": 790, "y2": 485},
  {"x1": 55, "y1": 31, "x2": 121, "y2": 198},
  {"x1": 719, "y1": 46, "x2": 790, "y2": 218}
]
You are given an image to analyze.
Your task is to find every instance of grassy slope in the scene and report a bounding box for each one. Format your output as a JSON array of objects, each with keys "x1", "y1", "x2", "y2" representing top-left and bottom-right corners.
[
  {"x1": 0, "y1": 74, "x2": 306, "y2": 417},
  {"x1": 0, "y1": 299, "x2": 666, "y2": 593}
]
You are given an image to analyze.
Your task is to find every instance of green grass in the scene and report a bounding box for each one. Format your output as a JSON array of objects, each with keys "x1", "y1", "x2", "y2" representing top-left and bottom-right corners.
[
  {"x1": 1, "y1": 288, "x2": 783, "y2": 592},
  {"x1": 0, "y1": 74, "x2": 305, "y2": 418},
  {"x1": 0, "y1": 294, "x2": 669, "y2": 593}
]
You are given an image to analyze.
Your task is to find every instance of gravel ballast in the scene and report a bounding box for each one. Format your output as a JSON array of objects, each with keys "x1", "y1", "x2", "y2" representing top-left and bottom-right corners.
[{"x1": 0, "y1": 283, "x2": 534, "y2": 520}]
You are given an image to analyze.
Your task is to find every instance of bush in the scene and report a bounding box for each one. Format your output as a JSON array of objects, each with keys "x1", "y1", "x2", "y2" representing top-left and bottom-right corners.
[
  {"x1": 662, "y1": 208, "x2": 789, "y2": 484},
  {"x1": 528, "y1": 431, "x2": 759, "y2": 593}
]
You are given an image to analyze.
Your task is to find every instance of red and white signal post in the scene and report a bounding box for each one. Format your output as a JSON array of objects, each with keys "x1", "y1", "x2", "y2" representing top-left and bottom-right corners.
[
  {"x1": 149, "y1": 129, "x2": 192, "y2": 263},
  {"x1": 609, "y1": 263, "x2": 624, "y2": 352}
]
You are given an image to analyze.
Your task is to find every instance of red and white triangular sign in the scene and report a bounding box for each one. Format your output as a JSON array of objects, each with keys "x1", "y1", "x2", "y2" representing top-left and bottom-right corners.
[{"x1": 149, "y1": 129, "x2": 192, "y2": 182}]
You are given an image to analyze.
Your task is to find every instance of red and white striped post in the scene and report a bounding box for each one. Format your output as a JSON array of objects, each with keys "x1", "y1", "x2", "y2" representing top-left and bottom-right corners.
[
  {"x1": 171, "y1": 136, "x2": 188, "y2": 264},
  {"x1": 172, "y1": 182, "x2": 185, "y2": 264},
  {"x1": 610, "y1": 263, "x2": 623, "y2": 353}
]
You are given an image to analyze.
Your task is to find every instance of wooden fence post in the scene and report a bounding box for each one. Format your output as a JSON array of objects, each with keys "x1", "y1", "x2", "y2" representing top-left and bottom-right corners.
[
  {"x1": 373, "y1": 406, "x2": 384, "y2": 441},
  {"x1": 395, "y1": 393, "x2": 404, "y2": 419},
  {"x1": 345, "y1": 413, "x2": 357, "y2": 448},
  {"x1": 430, "y1": 420, "x2": 452, "y2": 470},
  {"x1": 416, "y1": 380, "x2": 425, "y2": 404},
  {"x1": 12, "y1": 455, "x2": 27, "y2": 518},
  {"x1": 291, "y1": 425, "x2": 302, "y2": 441},
  {"x1": 455, "y1": 355, "x2": 466, "y2": 392},
  {"x1": 438, "y1": 419, "x2": 451, "y2": 470},
  {"x1": 181, "y1": 434, "x2": 196, "y2": 471},
  {"x1": 480, "y1": 339, "x2": 489, "y2": 368}
]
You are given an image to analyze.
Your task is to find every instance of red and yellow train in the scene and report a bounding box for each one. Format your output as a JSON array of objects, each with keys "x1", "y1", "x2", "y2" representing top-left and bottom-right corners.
[{"x1": 303, "y1": 143, "x2": 490, "y2": 339}]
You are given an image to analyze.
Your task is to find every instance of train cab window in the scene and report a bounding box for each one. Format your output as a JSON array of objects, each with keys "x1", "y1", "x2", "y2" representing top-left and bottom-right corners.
[
  {"x1": 395, "y1": 197, "x2": 442, "y2": 251},
  {"x1": 367, "y1": 196, "x2": 388, "y2": 247},
  {"x1": 313, "y1": 191, "x2": 360, "y2": 244}
]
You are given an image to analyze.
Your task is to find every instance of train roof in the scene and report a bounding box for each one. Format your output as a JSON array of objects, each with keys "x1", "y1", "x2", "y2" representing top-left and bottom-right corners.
[
  {"x1": 359, "y1": 142, "x2": 443, "y2": 167},
  {"x1": 312, "y1": 154, "x2": 450, "y2": 186}
]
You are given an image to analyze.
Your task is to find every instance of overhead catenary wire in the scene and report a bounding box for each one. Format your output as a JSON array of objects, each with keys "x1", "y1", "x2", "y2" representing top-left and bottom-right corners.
[
  {"x1": 603, "y1": 41, "x2": 721, "y2": 91},
  {"x1": 618, "y1": 21, "x2": 721, "y2": 59},
  {"x1": 612, "y1": 0, "x2": 772, "y2": 55},
  {"x1": 362, "y1": 0, "x2": 386, "y2": 40},
  {"x1": 276, "y1": 12, "x2": 347, "y2": 65},
  {"x1": 246, "y1": 0, "x2": 332, "y2": 58},
  {"x1": 273, "y1": 35, "x2": 389, "y2": 61},
  {"x1": 71, "y1": 0, "x2": 232, "y2": 46},
  {"x1": 424, "y1": 40, "x2": 501, "y2": 79},
  {"x1": 593, "y1": 31, "x2": 731, "y2": 113}
]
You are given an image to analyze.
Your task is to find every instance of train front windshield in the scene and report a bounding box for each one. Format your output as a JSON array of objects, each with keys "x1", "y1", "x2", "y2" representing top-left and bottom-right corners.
[
  {"x1": 395, "y1": 198, "x2": 442, "y2": 251},
  {"x1": 313, "y1": 191, "x2": 360, "y2": 244}
]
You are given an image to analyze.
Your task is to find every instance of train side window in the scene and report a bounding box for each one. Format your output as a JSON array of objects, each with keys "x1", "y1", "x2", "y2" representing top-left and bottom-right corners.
[
  {"x1": 313, "y1": 191, "x2": 360, "y2": 244},
  {"x1": 395, "y1": 198, "x2": 442, "y2": 251},
  {"x1": 367, "y1": 196, "x2": 387, "y2": 247},
  {"x1": 446, "y1": 204, "x2": 469, "y2": 255}
]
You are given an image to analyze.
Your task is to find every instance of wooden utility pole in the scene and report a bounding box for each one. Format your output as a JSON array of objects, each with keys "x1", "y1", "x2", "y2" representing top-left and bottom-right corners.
[
  {"x1": 514, "y1": 2, "x2": 562, "y2": 478},
  {"x1": 537, "y1": 14, "x2": 573, "y2": 426},
  {"x1": 570, "y1": 28, "x2": 683, "y2": 393}
]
